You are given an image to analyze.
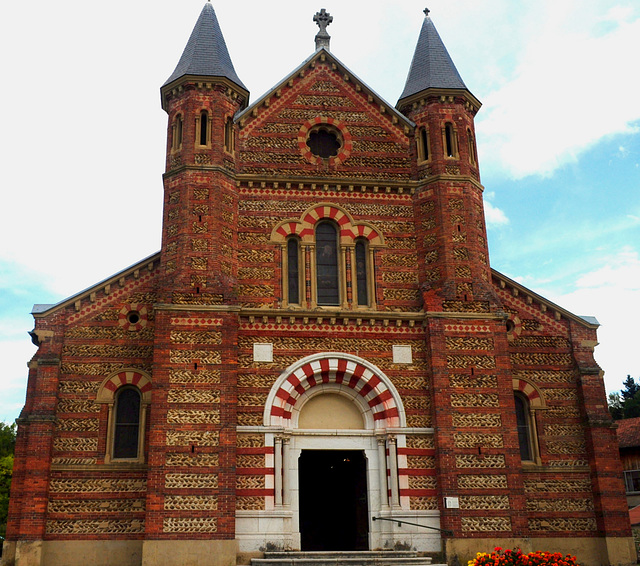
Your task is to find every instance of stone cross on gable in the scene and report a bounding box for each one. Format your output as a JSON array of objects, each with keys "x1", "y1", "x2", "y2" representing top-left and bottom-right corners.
[{"x1": 314, "y1": 9, "x2": 333, "y2": 51}]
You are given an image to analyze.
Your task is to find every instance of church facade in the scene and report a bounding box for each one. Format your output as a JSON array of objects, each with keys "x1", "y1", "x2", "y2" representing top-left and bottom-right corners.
[{"x1": 3, "y1": 5, "x2": 634, "y2": 566}]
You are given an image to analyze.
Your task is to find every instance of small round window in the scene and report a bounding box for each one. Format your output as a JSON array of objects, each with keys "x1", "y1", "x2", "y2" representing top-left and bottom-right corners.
[
  {"x1": 306, "y1": 125, "x2": 342, "y2": 159},
  {"x1": 127, "y1": 311, "x2": 141, "y2": 325}
]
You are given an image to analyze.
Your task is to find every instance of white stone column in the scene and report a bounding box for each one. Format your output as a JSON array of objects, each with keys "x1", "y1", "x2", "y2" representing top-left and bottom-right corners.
[
  {"x1": 282, "y1": 436, "x2": 291, "y2": 506},
  {"x1": 388, "y1": 435, "x2": 400, "y2": 508},
  {"x1": 377, "y1": 436, "x2": 389, "y2": 508},
  {"x1": 274, "y1": 436, "x2": 283, "y2": 507}
]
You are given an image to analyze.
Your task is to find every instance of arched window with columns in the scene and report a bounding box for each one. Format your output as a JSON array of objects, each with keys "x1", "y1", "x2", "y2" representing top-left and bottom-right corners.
[
  {"x1": 271, "y1": 203, "x2": 384, "y2": 310},
  {"x1": 96, "y1": 369, "x2": 152, "y2": 464}
]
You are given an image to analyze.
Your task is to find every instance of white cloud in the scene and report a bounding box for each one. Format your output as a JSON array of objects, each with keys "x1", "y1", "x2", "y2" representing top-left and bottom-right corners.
[
  {"x1": 477, "y1": 2, "x2": 640, "y2": 179},
  {"x1": 484, "y1": 201, "x2": 510, "y2": 227},
  {"x1": 542, "y1": 247, "x2": 640, "y2": 394}
]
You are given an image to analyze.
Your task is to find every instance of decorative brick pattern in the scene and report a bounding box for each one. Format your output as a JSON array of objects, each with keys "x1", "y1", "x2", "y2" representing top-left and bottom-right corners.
[
  {"x1": 164, "y1": 474, "x2": 219, "y2": 489},
  {"x1": 166, "y1": 431, "x2": 219, "y2": 447},
  {"x1": 53, "y1": 438, "x2": 98, "y2": 452},
  {"x1": 49, "y1": 479, "x2": 147, "y2": 493},
  {"x1": 449, "y1": 374, "x2": 498, "y2": 388},
  {"x1": 523, "y1": 479, "x2": 591, "y2": 493},
  {"x1": 461, "y1": 517, "x2": 511, "y2": 532},
  {"x1": 459, "y1": 495, "x2": 510, "y2": 510},
  {"x1": 166, "y1": 410, "x2": 220, "y2": 424},
  {"x1": 528, "y1": 518, "x2": 597, "y2": 532},
  {"x1": 236, "y1": 497, "x2": 265, "y2": 511},
  {"x1": 452, "y1": 413, "x2": 501, "y2": 427},
  {"x1": 167, "y1": 390, "x2": 220, "y2": 404},
  {"x1": 450, "y1": 394, "x2": 499, "y2": 407},
  {"x1": 458, "y1": 475, "x2": 508, "y2": 489},
  {"x1": 410, "y1": 497, "x2": 438, "y2": 510},
  {"x1": 163, "y1": 518, "x2": 217, "y2": 533},
  {"x1": 47, "y1": 519, "x2": 144, "y2": 535},
  {"x1": 526, "y1": 498, "x2": 594, "y2": 512},
  {"x1": 456, "y1": 455, "x2": 505, "y2": 468},
  {"x1": 453, "y1": 433, "x2": 503, "y2": 448},
  {"x1": 164, "y1": 495, "x2": 218, "y2": 511},
  {"x1": 48, "y1": 499, "x2": 145, "y2": 513}
]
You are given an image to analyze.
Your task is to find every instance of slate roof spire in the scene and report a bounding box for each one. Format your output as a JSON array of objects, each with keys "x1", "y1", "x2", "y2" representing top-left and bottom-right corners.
[
  {"x1": 163, "y1": 2, "x2": 246, "y2": 92},
  {"x1": 398, "y1": 8, "x2": 467, "y2": 103}
]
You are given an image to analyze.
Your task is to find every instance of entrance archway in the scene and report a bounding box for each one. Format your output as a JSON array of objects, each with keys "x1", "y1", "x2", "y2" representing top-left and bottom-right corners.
[{"x1": 260, "y1": 353, "x2": 407, "y2": 551}]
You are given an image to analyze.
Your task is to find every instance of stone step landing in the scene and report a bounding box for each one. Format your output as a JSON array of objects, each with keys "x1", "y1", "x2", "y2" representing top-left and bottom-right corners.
[{"x1": 251, "y1": 550, "x2": 445, "y2": 566}]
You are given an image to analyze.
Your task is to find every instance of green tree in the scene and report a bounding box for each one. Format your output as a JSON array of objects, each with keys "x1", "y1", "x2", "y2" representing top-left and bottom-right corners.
[
  {"x1": 0, "y1": 423, "x2": 16, "y2": 539},
  {"x1": 609, "y1": 375, "x2": 640, "y2": 420}
]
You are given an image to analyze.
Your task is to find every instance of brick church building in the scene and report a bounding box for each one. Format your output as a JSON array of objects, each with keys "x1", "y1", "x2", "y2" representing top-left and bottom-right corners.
[{"x1": 3, "y1": 4, "x2": 634, "y2": 566}]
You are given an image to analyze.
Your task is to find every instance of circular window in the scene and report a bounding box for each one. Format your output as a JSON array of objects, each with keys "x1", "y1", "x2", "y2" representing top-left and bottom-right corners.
[
  {"x1": 298, "y1": 118, "x2": 352, "y2": 166},
  {"x1": 118, "y1": 304, "x2": 148, "y2": 332},
  {"x1": 306, "y1": 126, "x2": 342, "y2": 159},
  {"x1": 127, "y1": 311, "x2": 141, "y2": 325}
]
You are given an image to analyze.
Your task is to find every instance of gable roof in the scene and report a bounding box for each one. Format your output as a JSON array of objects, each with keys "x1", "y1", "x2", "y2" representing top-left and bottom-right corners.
[
  {"x1": 398, "y1": 12, "x2": 469, "y2": 104},
  {"x1": 617, "y1": 417, "x2": 640, "y2": 449},
  {"x1": 32, "y1": 252, "x2": 161, "y2": 319},
  {"x1": 163, "y1": 3, "x2": 246, "y2": 92},
  {"x1": 491, "y1": 269, "x2": 599, "y2": 329},
  {"x1": 235, "y1": 47, "x2": 414, "y2": 130}
]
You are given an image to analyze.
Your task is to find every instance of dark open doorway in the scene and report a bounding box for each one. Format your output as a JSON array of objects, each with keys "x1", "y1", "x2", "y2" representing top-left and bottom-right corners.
[{"x1": 299, "y1": 450, "x2": 369, "y2": 551}]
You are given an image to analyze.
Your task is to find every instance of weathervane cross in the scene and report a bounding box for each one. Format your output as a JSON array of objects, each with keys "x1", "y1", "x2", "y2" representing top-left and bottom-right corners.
[{"x1": 314, "y1": 9, "x2": 333, "y2": 50}]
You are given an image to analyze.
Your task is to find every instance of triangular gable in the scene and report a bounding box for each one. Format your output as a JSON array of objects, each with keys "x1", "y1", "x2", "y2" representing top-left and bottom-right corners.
[
  {"x1": 235, "y1": 48, "x2": 415, "y2": 181},
  {"x1": 32, "y1": 252, "x2": 161, "y2": 320},
  {"x1": 491, "y1": 268, "x2": 599, "y2": 330},
  {"x1": 237, "y1": 48, "x2": 413, "y2": 130}
]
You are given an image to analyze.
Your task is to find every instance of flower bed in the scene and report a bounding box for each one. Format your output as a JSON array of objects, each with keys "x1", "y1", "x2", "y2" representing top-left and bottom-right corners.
[{"x1": 468, "y1": 547, "x2": 581, "y2": 566}]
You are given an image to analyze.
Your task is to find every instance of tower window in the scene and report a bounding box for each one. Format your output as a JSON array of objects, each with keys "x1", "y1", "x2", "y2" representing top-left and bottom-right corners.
[
  {"x1": 199, "y1": 110, "x2": 209, "y2": 146},
  {"x1": 514, "y1": 393, "x2": 534, "y2": 462},
  {"x1": 467, "y1": 128, "x2": 477, "y2": 164},
  {"x1": 113, "y1": 387, "x2": 141, "y2": 460},
  {"x1": 173, "y1": 114, "x2": 183, "y2": 150},
  {"x1": 418, "y1": 127, "x2": 430, "y2": 162},
  {"x1": 355, "y1": 239, "x2": 369, "y2": 306},
  {"x1": 307, "y1": 126, "x2": 342, "y2": 159},
  {"x1": 444, "y1": 123, "x2": 457, "y2": 158},
  {"x1": 287, "y1": 237, "x2": 301, "y2": 305},
  {"x1": 224, "y1": 117, "x2": 234, "y2": 153},
  {"x1": 316, "y1": 222, "x2": 340, "y2": 305}
]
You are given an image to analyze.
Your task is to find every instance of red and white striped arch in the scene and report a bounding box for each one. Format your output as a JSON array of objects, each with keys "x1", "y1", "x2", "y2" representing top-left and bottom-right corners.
[
  {"x1": 264, "y1": 353, "x2": 405, "y2": 429},
  {"x1": 96, "y1": 369, "x2": 152, "y2": 404},
  {"x1": 271, "y1": 203, "x2": 384, "y2": 247},
  {"x1": 513, "y1": 377, "x2": 545, "y2": 409}
]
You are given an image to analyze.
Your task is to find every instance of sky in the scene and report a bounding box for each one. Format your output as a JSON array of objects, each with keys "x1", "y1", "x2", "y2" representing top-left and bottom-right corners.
[{"x1": 0, "y1": 0, "x2": 639, "y2": 422}]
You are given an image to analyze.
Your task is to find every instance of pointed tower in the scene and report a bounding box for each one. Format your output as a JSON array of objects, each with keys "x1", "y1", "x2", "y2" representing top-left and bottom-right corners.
[
  {"x1": 398, "y1": 10, "x2": 528, "y2": 553},
  {"x1": 143, "y1": 5, "x2": 247, "y2": 561},
  {"x1": 397, "y1": 8, "x2": 491, "y2": 306},
  {"x1": 159, "y1": 1, "x2": 248, "y2": 303}
]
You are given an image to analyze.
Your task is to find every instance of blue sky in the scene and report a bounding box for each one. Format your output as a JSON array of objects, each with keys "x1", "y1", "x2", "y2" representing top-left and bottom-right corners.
[{"x1": 1, "y1": 0, "x2": 639, "y2": 422}]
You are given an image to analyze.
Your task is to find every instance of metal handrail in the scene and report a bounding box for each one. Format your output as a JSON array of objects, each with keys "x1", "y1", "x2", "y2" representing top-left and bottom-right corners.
[{"x1": 372, "y1": 516, "x2": 453, "y2": 536}]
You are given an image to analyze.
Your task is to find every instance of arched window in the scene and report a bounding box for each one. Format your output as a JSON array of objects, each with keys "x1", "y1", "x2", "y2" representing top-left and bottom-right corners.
[
  {"x1": 287, "y1": 237, "x2": 301, "y2": 305},
  {"x1": 444, "y1": 123, "x2": 457, "y2": 158},
  {"x1": 514, "y1": 393, "x2": 534, "y2": 462},
  {"x1": 316, "y1": 222, "x2": 340, "y2": 306},
  {"x1": 199, "y1": 110, "x2": 209, "y2": 146},
  {"x1": 224, "y1": 117, "x2": 234, "y2": 153},
  {"x1": 467, "y1": 128, "x2": 477, "y2": 164},
  {"x1": 355, "y1": 239, "x2": 369, "y2": 306},
  {"x1": 113, "y1": 387, "x2": 141, "y2": 460},
  {"x1": 418, "y1": 127, "x2": 430, "y2": 162},
  {"x1": 173, "y1": 114, "x2": 183, "y2": 150}
]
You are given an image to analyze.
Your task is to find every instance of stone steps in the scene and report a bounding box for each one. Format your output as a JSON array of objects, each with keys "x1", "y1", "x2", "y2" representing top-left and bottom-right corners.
[{"x1": 251, "y1": 550, "x2": 445, "y2": 566}]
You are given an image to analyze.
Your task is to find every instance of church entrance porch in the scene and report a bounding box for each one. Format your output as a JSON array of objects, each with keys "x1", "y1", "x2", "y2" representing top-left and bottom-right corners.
[{"x1": 299, "y1": 450, "x2": 369, "y2": 551}]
